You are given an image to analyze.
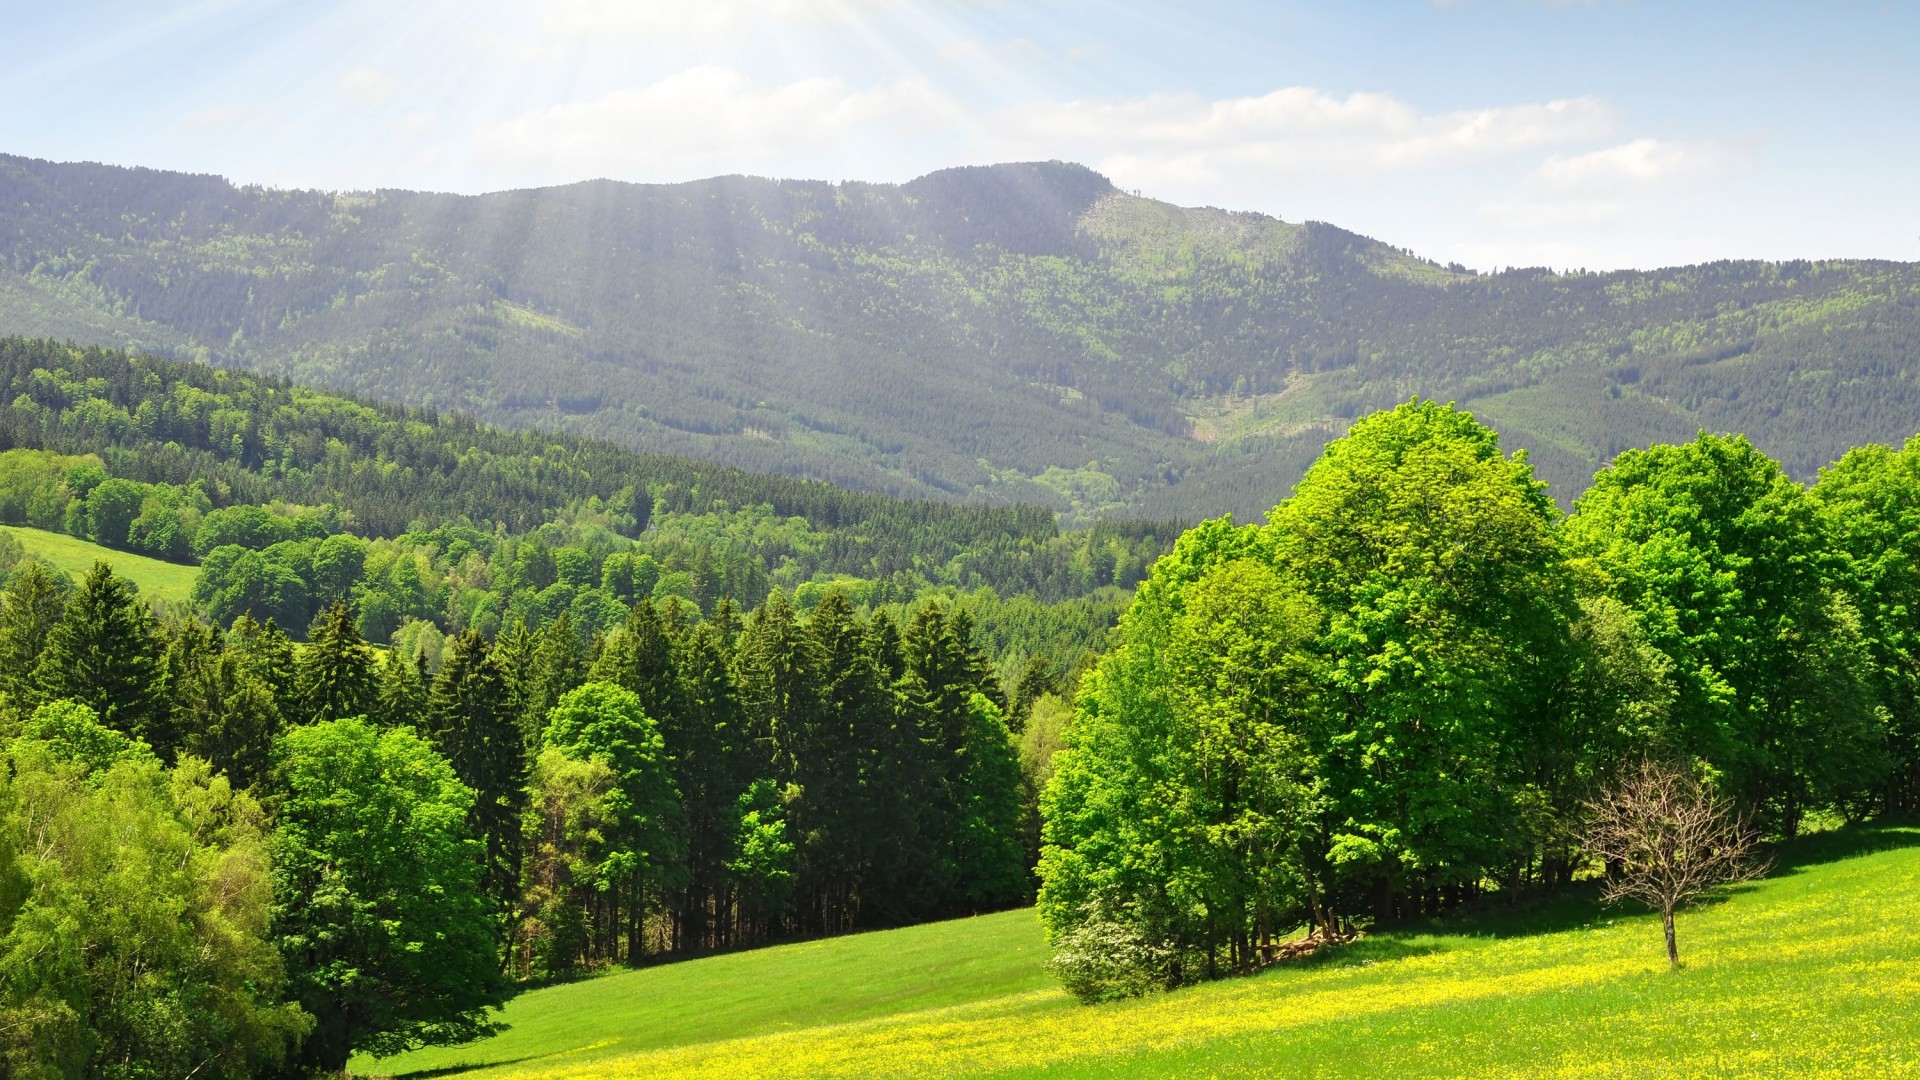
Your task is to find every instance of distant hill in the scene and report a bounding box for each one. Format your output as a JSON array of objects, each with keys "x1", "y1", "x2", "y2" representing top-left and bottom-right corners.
[{"x1": 3, "y1": 153, "x2": 1917, "y2": 519}]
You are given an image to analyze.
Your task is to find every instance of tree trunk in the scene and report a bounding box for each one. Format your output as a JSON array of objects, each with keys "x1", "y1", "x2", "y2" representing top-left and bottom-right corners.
[{"x1": 1662, "y1": 906, "x2": 1679, "y2": 968}]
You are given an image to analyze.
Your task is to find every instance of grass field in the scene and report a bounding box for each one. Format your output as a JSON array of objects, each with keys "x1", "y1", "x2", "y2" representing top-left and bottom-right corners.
[
  {"x1": 1, "y1": 525, "x2": 198, "y2": 607},
  {"x1": 363, "y1": 824, "x2": 1920, "y2": 1079}
]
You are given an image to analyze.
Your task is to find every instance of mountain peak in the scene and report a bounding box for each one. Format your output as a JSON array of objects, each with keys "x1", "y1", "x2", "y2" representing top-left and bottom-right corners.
[{"x1": 901, "y1": 161, "x2": 1116, "y2": 256}]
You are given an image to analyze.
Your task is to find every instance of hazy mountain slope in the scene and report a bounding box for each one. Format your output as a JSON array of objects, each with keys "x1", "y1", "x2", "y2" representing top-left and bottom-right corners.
[{"x1": 3, "y1": 153, "x2": 1916, "y2": 518}]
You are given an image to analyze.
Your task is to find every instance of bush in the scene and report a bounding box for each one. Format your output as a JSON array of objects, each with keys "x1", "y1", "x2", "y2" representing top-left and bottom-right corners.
[{"x1": 1046, "y1": 911, "x2": 1174, "y2": 1004}]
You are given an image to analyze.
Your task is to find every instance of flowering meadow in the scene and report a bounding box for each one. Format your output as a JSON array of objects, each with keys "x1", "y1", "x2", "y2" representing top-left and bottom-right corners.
[{"x1": 365, "y1": 824, "x2": 1920, "y2": 1079}]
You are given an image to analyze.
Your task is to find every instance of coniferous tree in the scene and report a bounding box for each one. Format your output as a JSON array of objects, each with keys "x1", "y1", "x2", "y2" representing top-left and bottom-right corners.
[
  {"x1": 429, "y1": 630, "x2": 527, "y2": 914},
  {"x1": 0, "y1": 559, "x2": 67, "y2": 713},
  {"x1": 1008, "y1": 654, "x2": 1059, "y2": 734},
  {"x1": 801, "y1": 591, "x2": 882, "y2": 933},
  {"x1": 376, "y1": 648, "x2": 431, "y2": 729},
  {"x1": 899, "y1": 601, "x2": 979, "y2": 915},
  {"x1": 521, "y1": 613, "x2": 588, "y2": 734},
  {"x1": 492, "y1": 619, "x2": 541, "y2": 744},
  {"x1": 34, "y1": 561, "x2": 168, "y2": 751},
  {"x1": 294, "y1": 600, "x2": 379, "y2": 724},
  {"x1": 179, "y1": 647, "x2": 284, "y2": 790},
  {"x1": 228, "y1": 614, "x2": 298, "y2": 720},
  {"x1": 860, "y1": 609, "x2": 923, "y2": 926},
  {"x1": 671, "y1": 603, "x2": 750, "y2": 950}
]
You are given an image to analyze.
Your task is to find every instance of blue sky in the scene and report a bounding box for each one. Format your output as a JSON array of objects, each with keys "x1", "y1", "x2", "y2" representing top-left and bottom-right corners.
[{"x1": 2, "y1": 0, "x2": 1915, "y2": 270}]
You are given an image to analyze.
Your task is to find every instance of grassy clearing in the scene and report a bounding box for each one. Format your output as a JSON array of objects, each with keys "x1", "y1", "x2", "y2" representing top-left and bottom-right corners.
[
  {"x1": 363, "y1": 825, "x2": 1920, "y2": 1079},
  {"x1": 2, "y1": 525, "x2": 198, "y2": 607}
]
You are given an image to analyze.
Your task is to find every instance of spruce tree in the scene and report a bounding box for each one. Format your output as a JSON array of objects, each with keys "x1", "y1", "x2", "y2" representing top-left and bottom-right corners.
[
  {"x1": 429, "y1": 630, "x2": 527, "y2": 913},
  {"x1": 294, "y1": 600, "x2": 379, "y2": 724},
  {"x1": 672, "y1": 606, "x2": 750, "y2": 950},
  {"x1": 802, "y1": 592, "x2": 881, "y2": 933},
  {"x1": 0, "y1": 560, "x2": 67, "y2": 712},
  {"x1": 375, "y1": 649, "x2": 430, "y2": 729},
  {"x1": 34, "y1": 562, "x2": 167, "y2": 750},
  {"x1": 181, "y1": 650, "x2": 284, "y2": 790},
  {"x1": 227, "y1": 614, "x2": 298, "y2": 721}
]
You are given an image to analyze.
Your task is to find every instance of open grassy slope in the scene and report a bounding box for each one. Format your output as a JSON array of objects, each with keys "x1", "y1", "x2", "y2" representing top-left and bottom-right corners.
[
  {"x1": 363, "y1": 825, "x2": 1920, "y2": 1079},
  {"x1": 2, "y1": 525, "x2": 196, "y2": 607}
]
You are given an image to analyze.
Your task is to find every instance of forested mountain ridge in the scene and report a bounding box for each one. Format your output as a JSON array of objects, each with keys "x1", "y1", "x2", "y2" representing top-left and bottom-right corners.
[{"x1": 4, "y1": 152, "x2": 1917, "y2": 519}]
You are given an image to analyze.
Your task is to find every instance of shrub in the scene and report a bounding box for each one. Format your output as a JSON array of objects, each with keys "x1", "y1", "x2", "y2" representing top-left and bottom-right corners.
[{"x1": 1046, "y1": 910, "x2": 1174, "y2": 1004}]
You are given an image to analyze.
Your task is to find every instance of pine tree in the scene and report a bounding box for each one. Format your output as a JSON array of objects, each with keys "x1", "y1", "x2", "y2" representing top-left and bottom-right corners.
[
  {"x1": 181, "y1": 649, "x2": 284, "y2": 789},
  {"x1": 1008, "y1": 654, "x2": 1059, "y2": 734},
  {"x1": 294, "y1": 600, "x2": 379, "y2": 724},
  {"x1": 522, "y1": 614, "x2": 587, "y2": 733},
  {"x1": 671, "y1": 604, "x2": 750, "y2": 950},
  {"x1": 429, "y1": 630, "x2": 527, "y2": 913},
  {"x1": 0, "y1": 560, "x2": 67, "y2": 712},
  {"x1": 859, "y1": 609, "x2": 924, "y2": 926},
  {"x1": 375, "y1": 649, "x2": 430, "y2": 729},
  {"x1": 34, "y1": 562, "x2": 167, "y2": 751},
  {"x1": 227, "y1": 614, "x2": 298, "y2": 720},
  {"x1": 802, "y1": 591, "x2": 882, "y2": 933}
]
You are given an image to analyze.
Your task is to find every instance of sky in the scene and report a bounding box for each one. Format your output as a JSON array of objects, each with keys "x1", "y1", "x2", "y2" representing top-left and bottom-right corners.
[{"x1": 2, "y1": 0, "x2": 1916, "y2": 271}]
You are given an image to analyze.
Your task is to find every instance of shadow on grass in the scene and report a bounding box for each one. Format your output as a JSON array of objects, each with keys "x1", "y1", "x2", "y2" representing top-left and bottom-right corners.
[
  {"x1": 1766, "y1": 819, "x2": 1920, "y2": 877},
  {"x1": 1287, "y1": 935, "x2": 1443, "y2": 972},
  {"x1": 1374, "y1": 819, "x2": 1920, "y2": 948},
  {"x1": 377, "y1": 1060, "x2": 535, "y2": 1080}
]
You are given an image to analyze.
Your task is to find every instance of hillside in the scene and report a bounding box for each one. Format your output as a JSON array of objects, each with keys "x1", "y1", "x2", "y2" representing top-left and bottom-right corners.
[
  {"x1": 0, "y1": 524, "x2": 195, "y2": 606},
  {"x1": 4, "y1": 154, "x2": 1917, "y2": 519},
  {"x1": 0, "y1": 337, "x2": 1172, "y2": 675},
  {"x1": 362, "y1": 824, "x2": 1920, "y2": 1079}
]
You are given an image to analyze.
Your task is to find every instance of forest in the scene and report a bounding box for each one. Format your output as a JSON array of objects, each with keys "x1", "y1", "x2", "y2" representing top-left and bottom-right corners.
[
  {"x1": 3, "y1": 154, "x2": 1918, "y2": 521},
  {"x1": 3, "y1": 378, "x2": 1919, "y2": 1073},
  {"x1": 0, "y1": 336, "x2": 1177, "y2": 674},
  {"x1": 1038, "y1": 401, "x2": 1920, "y2": 999}
]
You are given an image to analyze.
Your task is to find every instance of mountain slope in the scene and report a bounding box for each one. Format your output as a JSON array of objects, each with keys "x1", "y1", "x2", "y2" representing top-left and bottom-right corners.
[{"x1": 4, "y1": 153, "x2": 1918, "y2": 518}]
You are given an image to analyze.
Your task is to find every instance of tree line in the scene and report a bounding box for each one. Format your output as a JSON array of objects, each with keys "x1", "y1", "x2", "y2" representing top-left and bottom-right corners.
[
  {"x1": 0, "y1": 553, "x2": 1054, "y2": 1075},
  {"x1": 1038, "y1": 400, "x2": 1920, "y2": 999}
]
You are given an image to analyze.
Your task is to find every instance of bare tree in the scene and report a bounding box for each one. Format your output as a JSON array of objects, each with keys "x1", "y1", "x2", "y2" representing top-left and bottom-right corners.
[{"x1": 1583, "y1": 758, "x2": 1768, "y2": 967}]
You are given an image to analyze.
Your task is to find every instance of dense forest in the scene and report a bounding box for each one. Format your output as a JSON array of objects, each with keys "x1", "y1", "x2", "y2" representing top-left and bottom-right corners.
[
  {"x1": 1039, "y1": 401, "x2": 1920, "y2": 1000},
  {"x1": 3, "y1": 154, "x2": 1917, "y2": 519},
  {"x1": 0, "y1": 340, "x2": 1131, "y2": 1074},
  {"x1": 7, "y1": 385, "x2": 1920, "y2": 1073},
  {"x1": 0, "y1": 336, "x2": 1176, "y2": 674}
]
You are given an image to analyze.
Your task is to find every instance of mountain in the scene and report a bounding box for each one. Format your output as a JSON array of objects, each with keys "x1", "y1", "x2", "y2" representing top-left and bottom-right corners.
[{"x1": 3, "y1": 153, "x2": 1917, "y2": 518}]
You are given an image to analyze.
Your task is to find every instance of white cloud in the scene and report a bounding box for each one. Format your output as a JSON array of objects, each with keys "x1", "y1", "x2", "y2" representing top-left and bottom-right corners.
[
  {"x1": 980, "y1": 88, "x2": 1620, "y2": 187},
  {"x1": 471, "y1": 66, "x2": 962, "y2": 177},
  {"x1": 339, "y1": 65, "x2": 398, "y2": 107},
  {"x1": 1483, "y1": 137, "x2": 1754, "y2": 227}
]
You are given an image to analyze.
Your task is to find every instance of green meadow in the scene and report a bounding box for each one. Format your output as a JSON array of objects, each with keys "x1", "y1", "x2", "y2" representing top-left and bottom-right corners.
[
  {"x1": 2, "y1": 524, "x2": 197, "y2": 607},
  {"x1": 364, "y1": 824, "x2": 1920, "y2": 1080}
]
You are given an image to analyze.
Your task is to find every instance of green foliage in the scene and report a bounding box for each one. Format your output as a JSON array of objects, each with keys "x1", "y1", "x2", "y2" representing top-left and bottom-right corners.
[
  {"x1": 34, "y1": 561, "x2": 169, "y2": 751},
  {"x1": 1040, "y1": 404, "x2": 1910, "y2": 1000},
  {"x1": 18, "y1": 698, "x2": 156, "y2": 775},
  {"x1": 270, "y1": 718, "x2": 509, "y2": 1073},
  {"x1": 1565, "y1": 432, "x2": 1885, "y2": 831},
  {"x1": 0, "y1": 742, "x2": 307, "y2": 1078}
]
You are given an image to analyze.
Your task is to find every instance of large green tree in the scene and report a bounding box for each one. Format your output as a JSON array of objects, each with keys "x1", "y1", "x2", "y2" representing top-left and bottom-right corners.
[
  {"x1": 1267, "y1": 399, "x2": 1573, "y2": 919},
  {"x1": 541, "y1": 682, "x2": 684, "y2": 963},
  {"x1": 269, "y1": 718, "x2": 507, "y2": 1074},
  {"x1": 34, "y1": 562, "x2": 169, "y2": 753},
  {"x1": 1566, "y1": 432, "x2": 1885, "y2": 832},
  {"x1": 0, "y1": 704, "x2": 308, "y2": 1078},
  {"x1": 428, "y1": 631, "x2": 527, "y2": 912},
  {"x1": 1811, "y1": 437, "x2": 1920, "y2": 812}
]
